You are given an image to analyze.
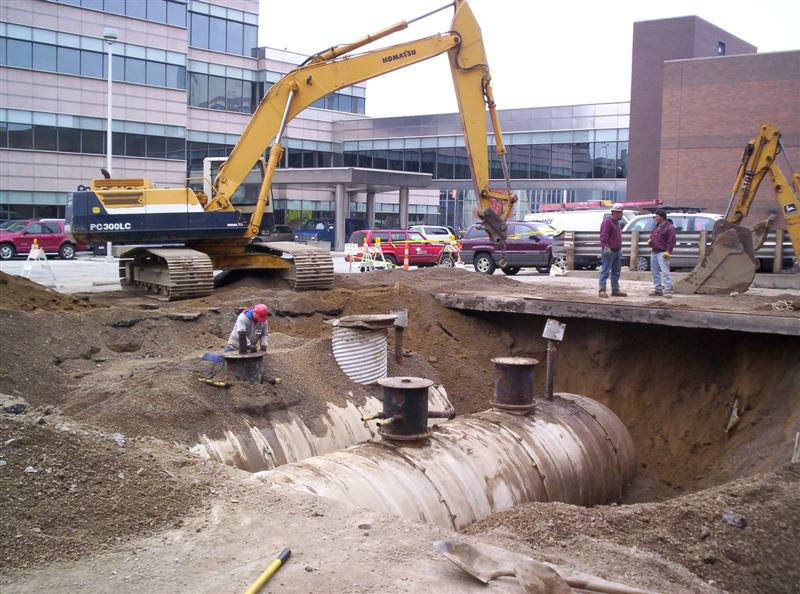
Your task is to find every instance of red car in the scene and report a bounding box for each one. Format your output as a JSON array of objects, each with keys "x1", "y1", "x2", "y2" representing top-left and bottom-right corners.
[
  {"x1": 346, "y1": 229, "x2": 445, "y2": 267},
  {"x1": 0, "y1": 219, "x2": 88, "y2": 260}
]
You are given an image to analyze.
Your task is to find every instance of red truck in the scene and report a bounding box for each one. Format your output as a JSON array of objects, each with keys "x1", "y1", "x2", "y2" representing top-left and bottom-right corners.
[
  {"x1": 0, "y1": 219, "x2": 88, "y2": 260},
  {"x1": 346, "y1": 229, "x2": 445, "y2": 267}
]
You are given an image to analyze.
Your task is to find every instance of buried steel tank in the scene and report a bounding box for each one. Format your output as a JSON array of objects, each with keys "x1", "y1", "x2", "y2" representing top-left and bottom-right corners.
[{"x1": 254, "y1": 357, "x2": 636, "y2": 530}]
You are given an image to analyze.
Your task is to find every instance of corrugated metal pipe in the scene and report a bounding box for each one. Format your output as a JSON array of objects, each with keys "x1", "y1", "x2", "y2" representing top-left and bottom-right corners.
[{"x1": 254, "y1": 357, "x2": 636, "y2": 530}]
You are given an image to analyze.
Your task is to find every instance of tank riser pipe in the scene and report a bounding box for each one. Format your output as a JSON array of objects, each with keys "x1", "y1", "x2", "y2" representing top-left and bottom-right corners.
[{"x1": 257, "y1": 393, "x2": 636, "y2": 529}]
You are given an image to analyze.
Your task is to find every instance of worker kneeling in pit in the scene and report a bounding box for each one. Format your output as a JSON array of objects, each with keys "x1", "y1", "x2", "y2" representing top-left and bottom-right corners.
[{"x1": 226, "y1": 303, "x2": 269, "y2": 352}]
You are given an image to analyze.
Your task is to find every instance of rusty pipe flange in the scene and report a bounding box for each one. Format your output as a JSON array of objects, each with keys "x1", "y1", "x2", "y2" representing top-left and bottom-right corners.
[
  {"x1": 489, "y1": 400, "x2": 537, "y2": 415},
  {"x1": 491, "y1": 356, "x2": 539, "y2": 413},
  {"x1": 378, "y1": 427, "x2": 432, "y2": 442},
  {"x1": 377, "y1": 376, "x2": 433, "y2": 440}
]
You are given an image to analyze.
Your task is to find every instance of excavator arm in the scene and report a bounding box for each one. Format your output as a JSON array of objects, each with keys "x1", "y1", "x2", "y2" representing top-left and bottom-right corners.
[
  {"x1": 675, "y1": 123, "x2": 800, "y2": 294},
  {"x1": 208, "y1": 0, "x2": 516, "y2": 241}
]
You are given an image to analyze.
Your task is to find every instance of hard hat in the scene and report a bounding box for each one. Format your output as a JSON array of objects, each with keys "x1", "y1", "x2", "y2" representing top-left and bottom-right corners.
[
  {"x1": 611, "y1": 203, "x2": 625, "y2": 212},
  {"x1": 253, "y1": 304, "x2": 269, "y2": 322}
]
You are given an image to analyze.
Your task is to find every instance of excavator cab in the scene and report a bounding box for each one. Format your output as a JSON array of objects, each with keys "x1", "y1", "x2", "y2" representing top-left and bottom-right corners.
[{"x1": 675, "y1": 124, "x2": 800, "y2": 295}]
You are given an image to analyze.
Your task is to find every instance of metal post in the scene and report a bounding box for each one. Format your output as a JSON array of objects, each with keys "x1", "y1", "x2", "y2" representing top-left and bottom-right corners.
[
  {"x1": 545, "y1": 340, "x2": 557, "y2": 401},
  {"x1": 103, "y1": 28, "x2": 118, "y2": 176},
  {"x1": 629, "y1": 229, "x2": 639, "y2": 270},
  {"x1": 773, "y1": 228, "x2": 784, "y2": 273}
]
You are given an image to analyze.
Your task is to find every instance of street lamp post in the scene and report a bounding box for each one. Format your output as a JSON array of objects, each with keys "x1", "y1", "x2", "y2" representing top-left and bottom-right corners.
[
  {"x1": 103, "y1": 28, "x2": 118, "y2": 259},
  {"x1": 103, "y1": 27, "x2": 118, "y2": 177}
]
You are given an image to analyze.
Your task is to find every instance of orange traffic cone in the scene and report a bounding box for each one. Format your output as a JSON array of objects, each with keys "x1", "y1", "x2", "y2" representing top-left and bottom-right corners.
[{"x1": 403, "y1": 241, "x2": 409, "y2": 270}]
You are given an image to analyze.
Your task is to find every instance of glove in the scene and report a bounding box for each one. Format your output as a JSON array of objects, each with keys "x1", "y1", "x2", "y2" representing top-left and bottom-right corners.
[
  {"x1": 663, "y1": 251, "x2": 671, "y2": 259},
  {"x1": 602, "y1": 247, "x2": 612, "y2": 257}
]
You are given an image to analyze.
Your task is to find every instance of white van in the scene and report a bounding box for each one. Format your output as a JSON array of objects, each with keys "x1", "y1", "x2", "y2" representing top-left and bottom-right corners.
[{"x1": 523, "y1": 209, "x2": 638, "y2": 232}]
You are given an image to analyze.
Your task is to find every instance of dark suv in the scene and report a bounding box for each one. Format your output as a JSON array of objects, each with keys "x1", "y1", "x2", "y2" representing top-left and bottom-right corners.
[{"x1": 461, "y1": 221, "x2": 556, "y2": 275}]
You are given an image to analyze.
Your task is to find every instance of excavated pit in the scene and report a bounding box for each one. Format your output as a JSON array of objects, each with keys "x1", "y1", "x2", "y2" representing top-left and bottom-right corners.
[{"x1": 1, "y1": 269, "x2": 798, "y2": 593}]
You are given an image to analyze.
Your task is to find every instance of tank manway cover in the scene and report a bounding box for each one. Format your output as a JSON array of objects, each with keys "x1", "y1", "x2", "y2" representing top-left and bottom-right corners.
[
  {"x1": 377, "y1": 377, "x2": 434, "y2": 390},
  {"x1": 491, "y1": 357, "x2": 540, "y2": 366}
]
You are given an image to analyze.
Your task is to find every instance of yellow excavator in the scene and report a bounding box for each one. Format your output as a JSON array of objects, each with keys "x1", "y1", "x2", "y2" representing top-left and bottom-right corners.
[
  {"x1": 68, "y1": 0, "x2": 517, "y2": 300},
  {"x1": 675, "y1": 123, "x2": 800, "y2": 294}
]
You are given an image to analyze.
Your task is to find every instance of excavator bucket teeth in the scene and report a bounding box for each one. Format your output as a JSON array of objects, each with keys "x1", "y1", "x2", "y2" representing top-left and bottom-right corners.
[
  {"x1": 674, "y1": 224, "x2": 757, "y2": 295},
  {"x1": 477, "y1": 207, "x2": 507, "y2": 243}
]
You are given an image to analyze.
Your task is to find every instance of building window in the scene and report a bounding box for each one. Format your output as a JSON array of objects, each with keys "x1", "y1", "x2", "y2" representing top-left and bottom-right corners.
[
  {"x1": 0, "y1": 26, "x2": 186, "y2": 90},
  {"x1": 7, "y1": 39, "x2": 32, "y2": 68},
  {"x1": 717, "y1": 41, "x2": 726, "y2": 56},
  {"x1": 33, "y1": 125, "x2": 58, "y2": 151},
  {"x1": 1, "y1": 111, "x2": 185, "y2": 160},
  {"x1": 49, "y1": 0, "x2": 188, "y2": 28},
  {"x1": 58, "y1": 127, "x2": 81, "y2": 153},
  {"x1": 33, "y1": 43, "x2": 57, "y2": 71}
]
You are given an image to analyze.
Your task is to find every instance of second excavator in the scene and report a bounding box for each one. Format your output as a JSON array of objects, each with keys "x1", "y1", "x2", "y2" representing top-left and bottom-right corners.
[
  {"x1": 68, "y1": 0, "x2": 517, "y2": 300},
  {"x1": 676, "y1": 123, "x2": 800, "y2": 294}
]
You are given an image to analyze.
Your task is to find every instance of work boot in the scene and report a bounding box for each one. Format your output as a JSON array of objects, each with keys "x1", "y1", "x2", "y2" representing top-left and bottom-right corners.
[
  {"x1": 649, "y1": 289, "x2": 663, "y2": 296},
  {"x1": 664, "y1": 292, "x2": 674, "y2": 299},
  {"x1": 598, "y1": 290, "x2": 608, "y2": 298},
  {"x1": 611, "y1": 290, "x2": 627, "y2": 297}
]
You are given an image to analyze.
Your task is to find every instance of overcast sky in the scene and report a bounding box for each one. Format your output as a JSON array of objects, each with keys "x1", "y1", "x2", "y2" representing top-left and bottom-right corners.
[{"x1": 259, "y1": 0, "x2": 800, "y2": 118}]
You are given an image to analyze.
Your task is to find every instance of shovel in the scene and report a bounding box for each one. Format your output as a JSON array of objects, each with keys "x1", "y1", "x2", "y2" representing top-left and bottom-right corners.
[{"x1": 433, "y1": 540, "x2": 660, "y2": 594}]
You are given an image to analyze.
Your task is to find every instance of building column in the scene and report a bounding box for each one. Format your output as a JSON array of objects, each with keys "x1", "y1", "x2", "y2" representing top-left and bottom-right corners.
[
  {"x1": 399, "y1": 187, "x2": 409, "y2": 229},
  {"x1": 366, "y1": 191, "x2": 376, "y2": 228},
  {"x1": 334, "y1": 183, "x2": 347, "y2": 251}
]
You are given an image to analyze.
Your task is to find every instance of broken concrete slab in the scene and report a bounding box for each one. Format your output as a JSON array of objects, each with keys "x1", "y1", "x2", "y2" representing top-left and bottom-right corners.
[{"x1": 435, "y1": 292, "x2": 800, "y2": 336}]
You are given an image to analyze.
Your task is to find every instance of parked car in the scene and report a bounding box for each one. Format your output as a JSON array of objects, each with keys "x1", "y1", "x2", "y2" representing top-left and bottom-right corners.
[
  {"x1": 408, "y1": 225, "x2": 456, "y2": 244},
  {"x1": 623, "y1": 212, "x2": 723, "y2": 233},
  {"x1": 624, "y1": 212, "x2": 725, "y2": 271},
  {"x1": 461, "y1": 221, "x2": 557, "y2": 275},
  {"x1": 524, "y1": 209, "x2": 638, "y2": 269},
  {"x1": 260, "y1": 224, "x2": 295, "y2": 242},
  {"x1": 345, "y1": 229, "x2": 445, "y2": 267},
  {"x1": 0, "y1": 219, "x2": 88, "y2": 260},
  {"x1": 294, "y1": 218, "x2": 367, "y2": 245}
]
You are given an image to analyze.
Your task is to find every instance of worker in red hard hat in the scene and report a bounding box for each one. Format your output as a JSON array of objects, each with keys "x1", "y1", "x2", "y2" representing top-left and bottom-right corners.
[{"x1": 225, "y1": 303, "x2": 269, "y2": 352}]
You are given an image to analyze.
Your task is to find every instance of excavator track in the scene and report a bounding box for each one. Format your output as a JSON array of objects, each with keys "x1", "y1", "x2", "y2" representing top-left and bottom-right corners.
[
  {"x1": 119, "y1": 248, "x2": 214, "y2": 301},
  {"x1": 253, "y1": 241, "x2": 334, "y2": 290}
]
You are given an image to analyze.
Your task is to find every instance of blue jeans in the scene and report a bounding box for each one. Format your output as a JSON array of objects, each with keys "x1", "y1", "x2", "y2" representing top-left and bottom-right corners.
[
  {"x1": 651, "y1": 251, "x2": 673, "y2": 293},
  {"x1": 599, "y1": 249, "x2": 621, "y2": 292}
]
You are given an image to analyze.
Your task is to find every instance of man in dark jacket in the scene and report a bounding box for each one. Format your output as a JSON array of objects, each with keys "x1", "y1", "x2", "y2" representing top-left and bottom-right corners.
[
  {"x1": 648, "y1": 209, "x2": 677, "y2": 297},
  {"x1": 598, "y1": 203, "x2": 627, "y2": 298}
]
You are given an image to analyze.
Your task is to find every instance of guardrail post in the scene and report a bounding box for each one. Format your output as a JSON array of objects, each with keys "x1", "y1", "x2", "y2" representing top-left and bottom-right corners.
[
  {"x1": 698, "y1": 230, "x2": 708, "y2": 261},
  {"x1": 773, "y1": 229, "x2": 784, "y2": 273},
  {"x1": 564, "y1": 231, "x2": 575, "y2": 270},
  {"x1": 629, "y1": 230, "x2": 639, "y2": 270}
]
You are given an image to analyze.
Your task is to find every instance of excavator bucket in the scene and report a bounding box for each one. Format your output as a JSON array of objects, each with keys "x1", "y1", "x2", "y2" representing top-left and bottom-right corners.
[{"x1": 674, "y1": 220, "x2": 760, "y2": 295}]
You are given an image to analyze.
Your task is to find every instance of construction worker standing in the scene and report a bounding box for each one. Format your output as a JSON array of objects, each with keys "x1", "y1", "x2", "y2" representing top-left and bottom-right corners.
[
  {"x1": 598, "y1": 203, "x2": 628, "y2": 298},
  {"x1": 226, "y1": 304, "x2": 269, "y2": 352}
]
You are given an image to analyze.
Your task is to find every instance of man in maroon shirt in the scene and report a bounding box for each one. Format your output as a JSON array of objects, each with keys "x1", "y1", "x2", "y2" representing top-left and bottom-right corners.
[
  {"x1": 648, "y1": 209, "x2": 677, "y2": 297},
  {"x1": 598, "y1": 203, "x2": 627, "y2": 298}
]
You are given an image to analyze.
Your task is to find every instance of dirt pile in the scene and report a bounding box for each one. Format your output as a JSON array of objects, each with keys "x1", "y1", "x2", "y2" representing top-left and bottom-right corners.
[
  {"x1": 0, "y1": 265, "x2": 798, "y2": 589},
  {"x1": 0, "y1": 402, "x2": 215, "y2": 570},
  {"x1": 467, "y1": 464, "x2": 800, "y2": 594},
  {"x1": 0, "y1": 271, "x2": 94, "y2": 311}
]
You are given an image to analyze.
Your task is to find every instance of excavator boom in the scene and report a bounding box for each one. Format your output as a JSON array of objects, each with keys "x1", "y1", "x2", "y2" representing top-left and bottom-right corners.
[
  {"x1": 69, "y1": 0, "x2": 516, "y2": 300},
  {"x1": 211, "y1": 0, "x2": 516, "y2": 240},
  {"x1": 675, "y1": 124, "x2": 800, "y2": 294}
]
